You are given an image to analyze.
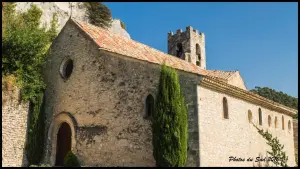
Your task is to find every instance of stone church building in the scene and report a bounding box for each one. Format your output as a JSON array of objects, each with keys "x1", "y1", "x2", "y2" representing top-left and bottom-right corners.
[{"x1": 40, "y1": 18, "x2": 297, "y2": 167}]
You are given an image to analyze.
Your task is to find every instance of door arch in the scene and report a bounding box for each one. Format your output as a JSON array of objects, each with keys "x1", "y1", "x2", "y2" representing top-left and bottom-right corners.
[{"x1": 55, "y1": 122, "x2": 72, "y2": 166}]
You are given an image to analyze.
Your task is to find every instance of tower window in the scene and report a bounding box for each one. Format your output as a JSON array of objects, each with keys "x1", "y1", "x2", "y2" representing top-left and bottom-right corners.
[
  {"x1": 145, "y1": 94, "x2": 154, "y2": 119},
  {"x1": 275, "y1": 117, "x2": 278, "y2": 128},
  {"x1": 288, "y1": 120, "x2": 291, "y2": 131},
  {"x1": 196, "y1": 43, "x2": 201, "y2": 57},
  {"x1": 258, "y1": 108, "x2": 262, "y2": 125},
  {"x1": 176, "y1": 43, "x2": 183, "y2": 58},
  {"x1": 223, "y1": 97, "x2": 228, "y2": 119}
]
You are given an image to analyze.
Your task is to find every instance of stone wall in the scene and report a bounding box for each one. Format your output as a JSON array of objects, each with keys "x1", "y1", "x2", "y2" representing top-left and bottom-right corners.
[
  {"x1": 197, "y1": 85, "x2": 296, "y2": 167},
  {"x1": 43, "y1": 20, "x2": 200, "y2": 166},
  {"x1": 2, "y1": 78, "x2": 29, "y2": 167},
  {"x1": 293, "y1": 120, "x2": 298, "y2": 163}
]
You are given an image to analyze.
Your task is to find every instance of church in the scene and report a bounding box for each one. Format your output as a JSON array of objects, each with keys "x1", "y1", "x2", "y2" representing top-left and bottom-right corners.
[{"x1": 42, "y1": 18, "x2": 297, "y2": 167}]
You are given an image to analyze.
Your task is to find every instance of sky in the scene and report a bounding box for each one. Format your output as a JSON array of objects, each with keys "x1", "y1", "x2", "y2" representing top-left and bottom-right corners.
[{"x1": 104, "y1": 2, "x2": 298, "y2": 98}]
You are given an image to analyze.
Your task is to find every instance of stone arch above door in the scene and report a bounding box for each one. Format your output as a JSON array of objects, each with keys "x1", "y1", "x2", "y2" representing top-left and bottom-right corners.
[{"x1": 48, "y1": 112, "x2": 78, "y2": 166}]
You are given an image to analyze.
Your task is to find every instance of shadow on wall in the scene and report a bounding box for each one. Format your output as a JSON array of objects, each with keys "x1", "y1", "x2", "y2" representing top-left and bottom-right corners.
[{"x1": 22, "y1": 97, "x2": 30, "y2": 167}]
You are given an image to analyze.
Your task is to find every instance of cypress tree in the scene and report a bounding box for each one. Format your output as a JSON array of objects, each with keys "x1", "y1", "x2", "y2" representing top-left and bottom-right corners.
[{"x1": 152, "y1": 64, "x2": 188, "y2": 167}]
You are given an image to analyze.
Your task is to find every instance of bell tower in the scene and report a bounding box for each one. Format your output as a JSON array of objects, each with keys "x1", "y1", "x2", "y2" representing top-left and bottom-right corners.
[{"x1": 167, "y1": 26, "x2": 206, "y2": 69}]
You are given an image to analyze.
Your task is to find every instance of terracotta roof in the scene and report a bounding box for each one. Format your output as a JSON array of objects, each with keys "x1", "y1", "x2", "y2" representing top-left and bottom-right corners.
[
  {"x1": 71, "y1": 19, "x2": 210, "y2": 77},
  {"x1": 206, "y1": 70, "x2": 237, "y2": 80}
]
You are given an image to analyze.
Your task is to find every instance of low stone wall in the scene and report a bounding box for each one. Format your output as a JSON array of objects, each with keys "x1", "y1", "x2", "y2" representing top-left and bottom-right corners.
[{"x1": 2, "y1": 78, "x2": 29, "y2": 167}]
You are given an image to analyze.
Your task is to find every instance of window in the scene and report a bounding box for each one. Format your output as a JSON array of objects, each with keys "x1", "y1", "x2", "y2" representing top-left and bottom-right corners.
[
  {"x1": 196, "y1": 43, "x2": 201, "y2": 58},
  {"x1": 288, "y1": 120, "x2": 291, "y2": 131},
  {"x1": 258, "y1": 108, "x2": 262, "y2": 125},
  {"x1": 282, "y1": 116, "x2": 284, "y2": 130},
  {"x1": 274, "y1": 117, "x2": 278, "y2": 128},
  {"x1": 268, "y1": 115, "x2": 272, "y2": 127},
  {"x1": 145, "y1": 94, "x2": 154, "y2": 119},
  {"x1": 223, "y1": 97, "x2": 228, "y2": 119},
  {"x1": 248, "y1": 110, "x2": 252, "y2": 123},
  {"x1": 196, "y1": 44, "x2": 201, "y2": 66},
  {"x1": 176, "y1": 43, "x2": 183, "y2": 58},
  {"x1": 60, "y1": 59, "x2": 74, "y2": 79}
]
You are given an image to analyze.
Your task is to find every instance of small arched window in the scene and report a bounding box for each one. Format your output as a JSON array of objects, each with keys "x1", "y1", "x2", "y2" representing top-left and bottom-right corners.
[
  {"x1": 248, "y1": 110, "x2": 252, "y2": 123},
  {"x1": 288, "y1": 120, "x2": 291, "y2": 131},
  {"x1": 282, "y1": 115, "x2": 285, "y2": 130},
  {"x1": 145, "y1": 94, "x2": 154, "y2": 119},
  {"x1": 258, "y1": 108, "x2": 262, "y2": 125},
  {"x1": 268, "y1": 115, "x2": 272, "y2": 127},
  {"x1": 223, "y1": 97, "x2": 228, "y2": 119},
  {"x1": 176, "y1": 43, "x2": 183, "y2": 58},
  {"x1": 274, "y1": 117, "x2": 278, "y2": 128}
]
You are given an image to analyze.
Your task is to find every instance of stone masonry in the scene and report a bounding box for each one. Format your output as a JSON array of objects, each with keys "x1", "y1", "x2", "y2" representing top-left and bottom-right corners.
[
  {"x1": 198, "y1": 86, "x2": 296, "y2": 167},
  {"x1": 41, "y1": 19, "x2": 297, "y2": 167},
  {"x1": 293, "y1": 120, "x2": 298, "y2": 164},
  {"x1": 43, "y1": 20, "x2": 201, "y2": 166},
  {"x1": 2, "y1": 78, "x2": 29, "y2": 167}
]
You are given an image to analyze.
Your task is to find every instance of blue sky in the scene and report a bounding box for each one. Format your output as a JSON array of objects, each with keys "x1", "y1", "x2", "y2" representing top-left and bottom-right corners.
[{"x1": 104, "y1": 2, "x2": 298, "y2": 98}]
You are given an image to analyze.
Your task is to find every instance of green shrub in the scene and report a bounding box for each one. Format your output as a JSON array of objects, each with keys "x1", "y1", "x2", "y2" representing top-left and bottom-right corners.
[
  {"x1": 64, "y1": 151, "x2": 80, "y2": 167},
  {"x1": 252, "y1": 123, "x2": 289, "y2": 167},
  {"x1": 152, "y1": 64, "x2": 188, "y2": 167},
  {"x1": 84, "y1": 2, "x2": 112, "y2": 28}
]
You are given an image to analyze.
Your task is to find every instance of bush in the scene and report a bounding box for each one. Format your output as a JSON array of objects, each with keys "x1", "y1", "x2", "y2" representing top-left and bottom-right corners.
[
  {"x1": 252, "y1": 123, "x2": 289, "y2": 167},
  {"x1": 152, "y1": 64, "x2": 188, "y2": 167},
  {"x1": 64, "y1": 151, "x2": 80, "y2": 167},
  {"x1": 84, "y1": 2, "x2": 112, "y2": 28}
]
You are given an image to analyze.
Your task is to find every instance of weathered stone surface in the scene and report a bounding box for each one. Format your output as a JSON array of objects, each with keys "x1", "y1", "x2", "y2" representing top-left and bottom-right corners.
[
  {"x1": 168, "y1": 26, "x2": 206, "y2": 69},
  {"x1": 2, "y1": 81, "x2": 29, "y2": 167},
  {"x1": 293, "y1": 120, "x2": 298, "y2": 163},
  {"x1": 198, "y1": 86, "x2": 296, "y2": 167},
  {"x1": 43, "y1": 20, "x2": 200, "y2": 167}
]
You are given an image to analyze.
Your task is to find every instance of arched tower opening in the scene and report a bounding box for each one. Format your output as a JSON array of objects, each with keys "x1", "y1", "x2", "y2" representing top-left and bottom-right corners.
[{"x1": 196, "y1": 43, "x2": 201, "y2": 66}]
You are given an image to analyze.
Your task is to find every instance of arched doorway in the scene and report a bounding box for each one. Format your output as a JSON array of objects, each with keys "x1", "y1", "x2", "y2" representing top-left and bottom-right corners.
[{"x1": 55, "y1": 122, "x2": 72, "y2": 166}]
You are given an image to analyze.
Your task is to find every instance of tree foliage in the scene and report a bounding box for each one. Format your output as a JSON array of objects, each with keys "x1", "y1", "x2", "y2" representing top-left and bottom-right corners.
[
  {"x1": 152, "y1": 64, "x2": 188, "y2": 167},
  {"x1": 252, "y1": 123, "x2": 289, "y2": 167},
  {"x1": 2, "y1": 3, "x2": 58, "y2": 102},
  {"x1": 2, "y1": 3, "x2": 58, "y2": 165},
  {"x1": 250, "y1": 86, "x2": 298, "y2": 119},
  {"x1": 84, "y1": 2, "x2": 112, "y2": 28}
]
